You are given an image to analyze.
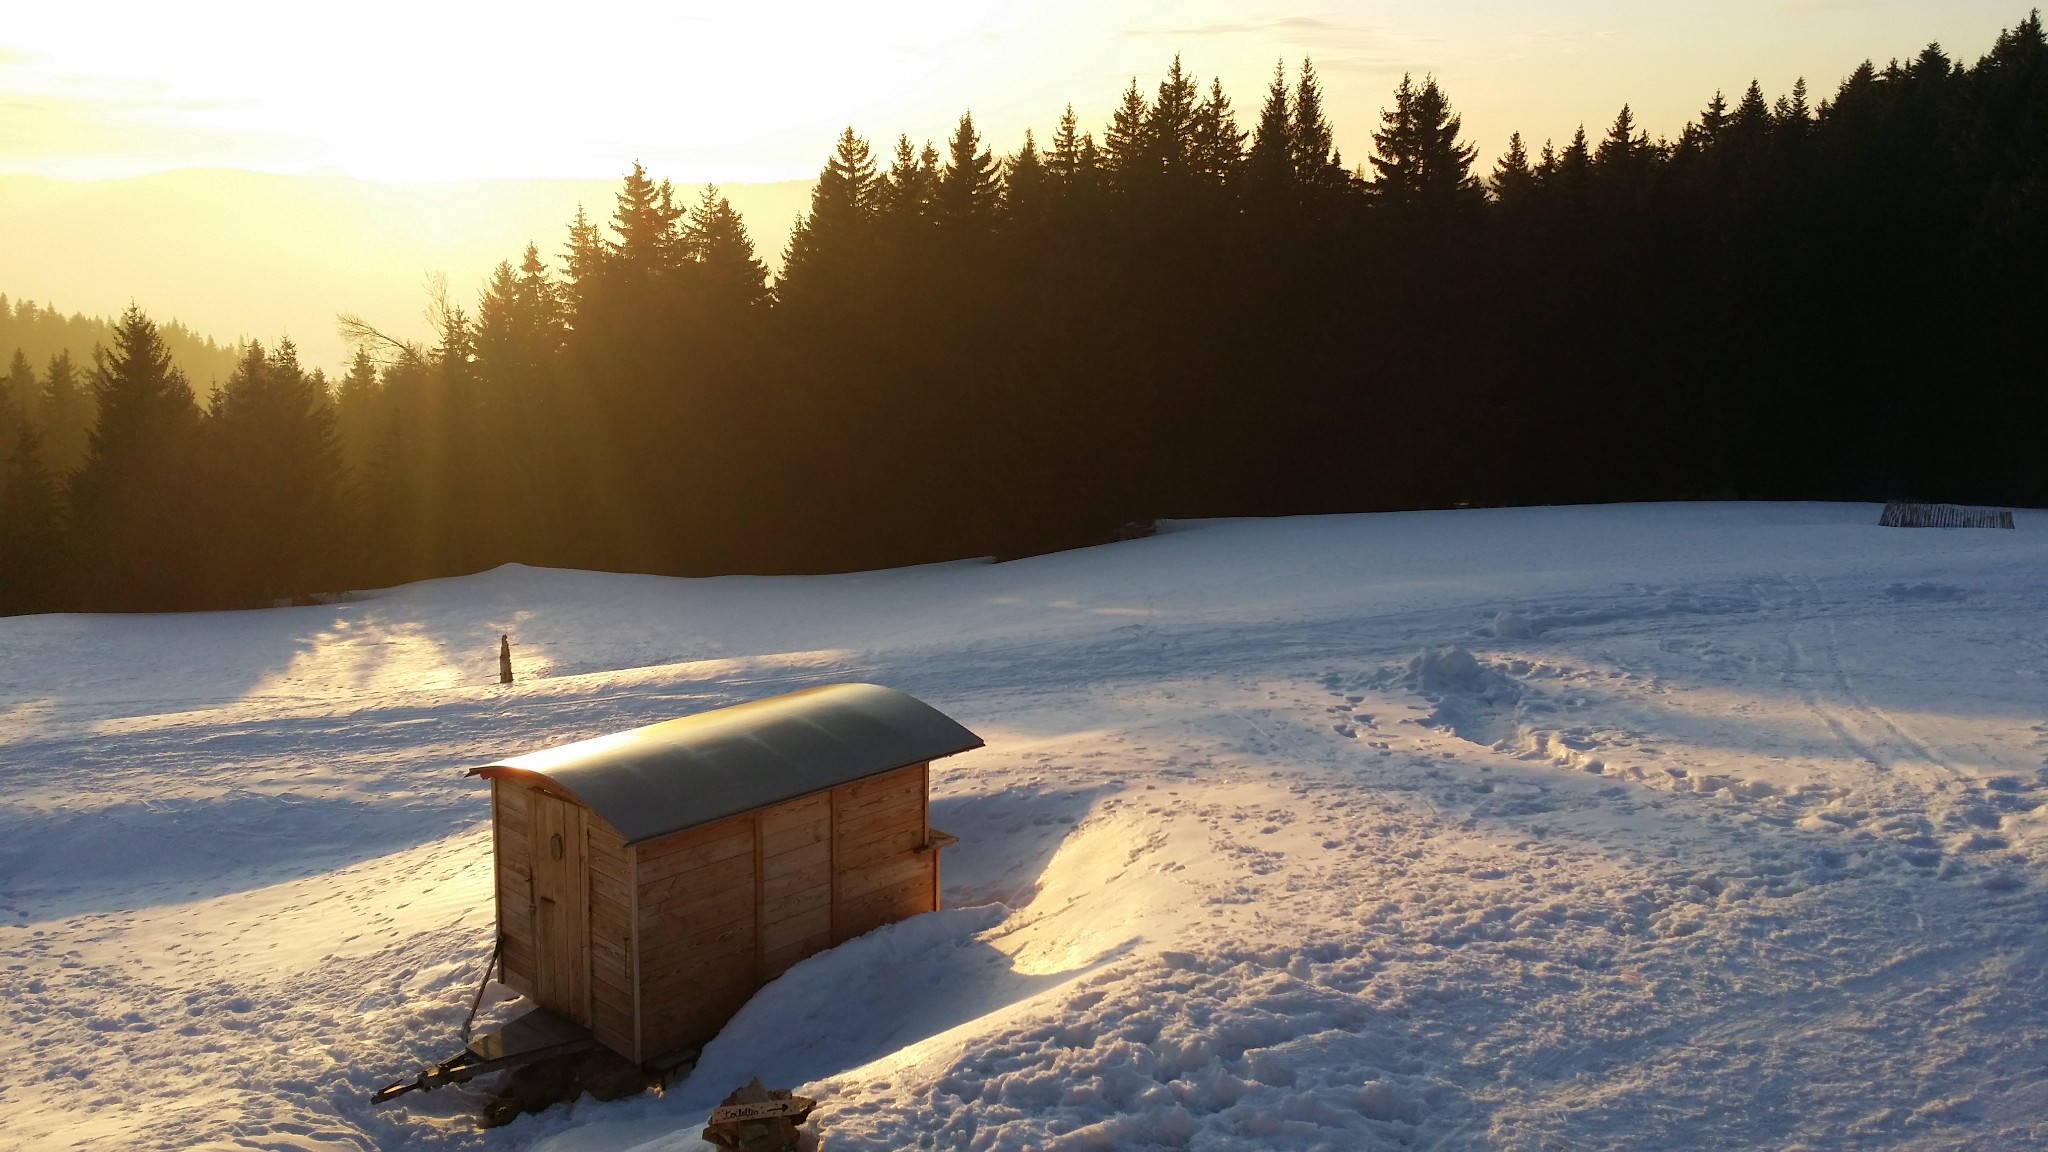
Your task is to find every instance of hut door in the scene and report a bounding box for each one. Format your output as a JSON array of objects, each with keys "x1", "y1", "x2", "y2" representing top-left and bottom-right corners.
[{"x1": 528, "y1": 791, "x2": 590, "y2": 1027}]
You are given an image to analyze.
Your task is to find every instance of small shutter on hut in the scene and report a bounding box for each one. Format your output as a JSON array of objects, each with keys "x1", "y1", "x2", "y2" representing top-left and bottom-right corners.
[{"x1": 473, "y1": 684, "x2": 981, "y2": 1064}]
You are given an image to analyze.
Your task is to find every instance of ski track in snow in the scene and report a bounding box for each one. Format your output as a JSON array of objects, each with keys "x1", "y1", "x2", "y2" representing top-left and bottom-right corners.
[{"x1": 2, "y1": 503, "x2": 2046, "y2": 1150}]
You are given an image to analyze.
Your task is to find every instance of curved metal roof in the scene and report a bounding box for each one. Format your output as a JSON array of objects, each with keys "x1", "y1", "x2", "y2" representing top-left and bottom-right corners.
[{"x1": 469, "y1": 683, "x2": 982, "y2": 846}]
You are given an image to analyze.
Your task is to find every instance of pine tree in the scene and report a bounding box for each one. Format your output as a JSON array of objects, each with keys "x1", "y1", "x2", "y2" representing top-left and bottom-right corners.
[
  {"x1": 1104, "y1": 79, "x2": 1152, "y2": 180},
  {"x1": 1048, "y1": 106, "x2": 1087, "y2": 183},
  {"x1": 1368, "y1": 73, "x2": 1483, "y2": 217},
  {"x1": 604, "y1": 162, "x2": 684, "y2": 279},
  {"x1": 1700, "y1": 91, "x2": 1731, "y2": 143},
  {"x1": 1248, "y1": 61, "x2": 1295, "y2": 188},
  {"x1": 1730, "y1": 80, "x2": 1772, "y2": 145},
  {"x1": 1, "y1": 349, "x2": 30, "y2": 401},
  {"x1": 1004, "y1": 129, "x2": 1050, "y2": 225},
  {"x1": 1191, "y1": 78, "x2": 1246, "y2": 182},
  {"x1": 36, "y1": 350, "x2": 91, "y2": 479},
  {"x1": 0, "y1": 421, "x2": 58, "y2": 613},
  {"x1": 1490, "y1": 131, "x2": 1536, "y2": 205},
  {"x1": 781, "y1": 128, "x2": 881, "y2": 295},
  {"x1": 877, "y1": 134, "x2": 939, "y2": 226},
  {"x1": 560, "y1": 205, "x2": 606, "y2": 312},
  {"x1": 477, "y1": 245, "x2": 568, "y2": 378},
  {"x1": 1596, "y1": 105, "x2": 1645, "y2": 165},
  {"x1": 67, "y1": 306, "x2": 206, "y2": 610},
  {"x1": 1292, "y1": 60, "x2": 1346, "y2": 186},
  {"x1": 332, "y1": 346, "x2": 384, "y2": 480},
  {"x1": 1557, "y1": 126, "x2": 1593, "y2": 198},
  {"x1": 206, "y1": 339, "x2": 353, "y2": 602},
  {"x1": 938, "y1": 112, "x2": 1002, "y2": 225},
  {"x1": 683, "y1": 186, "x2": 771, "y2": 306},
  {"x1": 1141, "y1": 57, "x2": 1202, "y2": 178},
  {"x1": 1594, "y1": 105, "x2": 1656, "y2": 204},
  {"x1": 518, "y1": 243, "x2": 565, "y2": 333},
  {"x1": 0, "y1": 349, "x2": 29, "y2": 478}
]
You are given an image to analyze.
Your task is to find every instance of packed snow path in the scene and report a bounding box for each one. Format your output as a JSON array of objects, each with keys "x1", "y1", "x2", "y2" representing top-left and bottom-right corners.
[{"x1": 2, "y1": 503, "x2": 2044, "y2": 1150}]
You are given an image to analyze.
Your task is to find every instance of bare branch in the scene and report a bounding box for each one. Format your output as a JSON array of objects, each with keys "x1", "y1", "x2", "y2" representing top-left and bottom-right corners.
[{"x1": 336, "y1": 312, "x2": 429, "y2": 371}]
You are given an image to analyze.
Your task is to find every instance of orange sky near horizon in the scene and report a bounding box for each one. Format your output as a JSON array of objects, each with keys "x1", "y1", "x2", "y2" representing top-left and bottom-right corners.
[{"x1": 1, "y1": 1, "x2": 2026, "y2": 184}]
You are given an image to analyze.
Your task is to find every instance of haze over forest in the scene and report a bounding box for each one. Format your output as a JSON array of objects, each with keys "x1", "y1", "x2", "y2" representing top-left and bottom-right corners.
[{"x1": 0, "y1": 173, "x2": 811, "y2": 371}]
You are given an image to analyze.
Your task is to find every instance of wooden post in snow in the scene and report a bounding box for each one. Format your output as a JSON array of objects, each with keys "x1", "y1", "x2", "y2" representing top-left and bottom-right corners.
[{"x1": 499, "y1": 634, "x2": 513, "y2": 684}]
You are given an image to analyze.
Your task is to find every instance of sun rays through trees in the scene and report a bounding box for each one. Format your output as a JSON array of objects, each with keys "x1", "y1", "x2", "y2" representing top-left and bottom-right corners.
[{"x1": 4, "y1": 14, "x2": 2046, "y2": 614}]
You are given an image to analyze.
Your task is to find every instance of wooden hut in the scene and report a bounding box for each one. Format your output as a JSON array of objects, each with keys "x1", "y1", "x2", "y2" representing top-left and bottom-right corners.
[{"x1": 469, "y1": 683, "x2": 982, "y2": 1065}]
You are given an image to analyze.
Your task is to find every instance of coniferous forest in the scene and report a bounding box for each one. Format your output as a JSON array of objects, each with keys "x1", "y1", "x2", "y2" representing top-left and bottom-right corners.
[{"x1": 2, "y1": 16, "x2": 2044, "y2": 614}]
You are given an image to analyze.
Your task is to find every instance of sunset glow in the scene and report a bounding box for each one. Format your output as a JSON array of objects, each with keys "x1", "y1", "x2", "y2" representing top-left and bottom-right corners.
[{"x1": 2, "y1": 1, "x2": 2024, "y2": 183}]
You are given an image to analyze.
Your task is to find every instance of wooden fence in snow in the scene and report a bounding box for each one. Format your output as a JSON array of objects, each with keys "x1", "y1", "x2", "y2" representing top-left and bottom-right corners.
[{"x1": 1879, "y1": 502, "x2": 2015, "y2": 529}]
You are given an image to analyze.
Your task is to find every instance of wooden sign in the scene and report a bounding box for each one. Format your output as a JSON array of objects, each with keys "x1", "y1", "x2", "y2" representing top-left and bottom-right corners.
[{"x1": 707, "y1": 1095, "x2": 815, "y2": 1125}]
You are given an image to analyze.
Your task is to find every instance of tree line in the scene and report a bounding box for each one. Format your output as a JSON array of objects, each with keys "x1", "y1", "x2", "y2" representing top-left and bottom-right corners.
[{"x1": 3, "y1": 14, "x2": 2043, "y2": 614}]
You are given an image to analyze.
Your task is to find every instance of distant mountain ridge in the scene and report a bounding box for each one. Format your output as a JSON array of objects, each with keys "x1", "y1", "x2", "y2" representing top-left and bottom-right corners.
[
  {"x1": 0, "y1": 169, "x2": 813, "y2": 374},
  {"x1": 0, "y1": 294, "x2": 240, "y2": 391}
]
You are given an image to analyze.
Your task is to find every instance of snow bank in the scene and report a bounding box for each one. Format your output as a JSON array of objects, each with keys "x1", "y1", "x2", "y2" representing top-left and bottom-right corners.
[{"x1": 5, "y1": 502, "x2": 2047, "y2": 1150}]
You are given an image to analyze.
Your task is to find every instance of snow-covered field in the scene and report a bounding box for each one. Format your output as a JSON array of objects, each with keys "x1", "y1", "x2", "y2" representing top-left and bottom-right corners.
[{"x1": 4, "y1": 502, "x2": 2046, "y2": 1151}]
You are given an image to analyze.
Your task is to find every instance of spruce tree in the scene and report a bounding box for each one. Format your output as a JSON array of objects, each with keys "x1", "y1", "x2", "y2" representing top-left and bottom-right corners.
[
  {"x1": 0, "y1": 349, "x2": 28, "y2": 477},
  {"x1": 1248, "y1": 61, "x2": 1295, "y2": 188},
  {"x1": 1596, "y1": 105, "x2": 1646, "y2": 165},
  {"x1": 0, "y1": 421, "x2": 58, "y2": 613},
  {"x1": 206, "y1": 339, "x2": 352, "y2": 603},
  {"x1": 1048, "y1": 106, "x2": 1087, "y2": 183},
  {"x1": 781, "y1": 128, "x2": 881, "y2": 296},
  {"x1": 1700, "y1": 91, "x2": 1731, "y2": 142},
  {"x1": 1104, "y1": 79, "x2": 1152, "y2": 180},
  {"x1": 878, "y1": 134, "x2": 939, "y2": 224},
  {"x1": 1, "y1": 350, "x2": 30, "y2": 413},
  {"x1": 1191, "y1": 78, "x2": 1247, "y2": 183},
  {"x1": 683, "y1": 187, "x2": 771, "y2": 306},
  {"x1": 1594, "y1": 105, "x2": 1656, "y2": 205},
  {"x1": 332, "y1": 346, "x2": 385, "y2": 480},
  {"x1": 1004, "y1": 130, "x2": 1050, "y2": 226},
  {"x1": 1142, "y1": 57, "x2": 1202, "y2": 178},
  {"x1": 1490, "y1": 131, "x2": 1536, "y2": 205},
  {"x1": 36, "y1": 350, "x2": 91, "y2": 479},
  {"x1": 560, "y1": 205, "x2": 607, "y2": 313},
  {"x1": 606, "y1": 162, "x2": 684, "y2": 275},
  {"x1": 1292, "y1": 60, "x2": 1346, "y2": 186},
  {"x1": 1368, "y1": 73, "x2": 1483, "y2": 217},
  {"x1": 67, "y1": 306, "x2": 205, "y2": 610},
  {"x1": 938, "y1": 112, "x2": 1002, "y2": 225}
]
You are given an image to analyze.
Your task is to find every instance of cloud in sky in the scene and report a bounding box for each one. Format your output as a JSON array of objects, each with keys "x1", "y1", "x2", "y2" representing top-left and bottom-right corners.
[
  {"x1": 1118, "y1": 14, "x2": 1407, "y2": 75},
  {"x1": 0, "y1": 49, "x2": 310, "y2": 177},
  {"x1": 1123, "y1": 15, "x2": 1363, "y2": 39}
]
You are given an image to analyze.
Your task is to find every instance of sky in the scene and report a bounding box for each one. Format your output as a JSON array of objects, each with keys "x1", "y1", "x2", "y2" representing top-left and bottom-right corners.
[
  {"x1": 1, "y1": 1, "x2": 2025, "y2": 183},
  {"x1": 0, "y1": 1, "x2": 2029, "y2": 371}
]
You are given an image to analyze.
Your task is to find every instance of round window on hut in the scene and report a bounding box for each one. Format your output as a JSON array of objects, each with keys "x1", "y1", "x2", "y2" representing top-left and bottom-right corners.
[{"x1": 549, "y1": 833, "x2": 563, "y2": 861}]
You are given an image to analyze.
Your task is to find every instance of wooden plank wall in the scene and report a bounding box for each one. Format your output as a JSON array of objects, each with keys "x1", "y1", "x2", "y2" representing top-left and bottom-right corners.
[
  {"x1": 831, "y1": 763, "x2": 935, "y2": 944},
  {"x1": 602, "y1": 762, "x2": 941, "y2": 1063},
  {"x1": 585, "y1": 821, "x2": 636, "y2": 1058},
  {"x1": 493, "y1": 780, "x2": 537, "y2": 1000},
  {"x1": 633, "y1": 814, "x2": 759, "y2": 1061},
  {"x1": 760, "y1": 793, "x2": 832, "y2": 978}
]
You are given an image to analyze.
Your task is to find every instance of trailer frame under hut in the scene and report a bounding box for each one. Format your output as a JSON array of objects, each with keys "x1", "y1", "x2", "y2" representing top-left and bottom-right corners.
[{"x1": 468, "y1": 683, "x2": 982, "y2": 1066}]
